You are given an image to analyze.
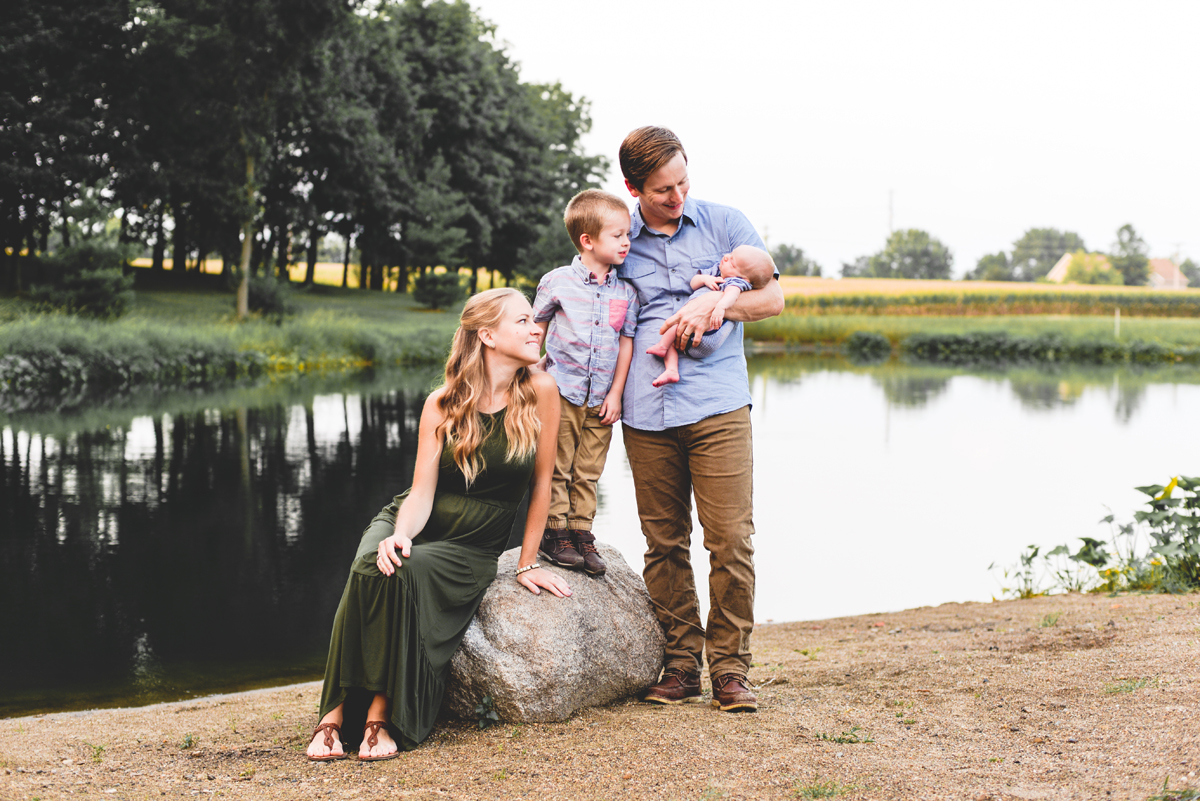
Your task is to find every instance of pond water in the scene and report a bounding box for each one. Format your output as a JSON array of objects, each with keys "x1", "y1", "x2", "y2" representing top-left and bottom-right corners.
[{"x1": 2, "y1": 358, "x2": 1198, "y2": 717}]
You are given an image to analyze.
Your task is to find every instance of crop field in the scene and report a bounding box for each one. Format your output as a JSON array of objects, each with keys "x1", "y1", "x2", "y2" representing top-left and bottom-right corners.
[{"x1": 778, "y1": 277, "x2": 1200, "y2": 317}]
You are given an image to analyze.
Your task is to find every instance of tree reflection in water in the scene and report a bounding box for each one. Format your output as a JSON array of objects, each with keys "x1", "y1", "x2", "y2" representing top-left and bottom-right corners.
[{"x1": 0, "y1": 388, "x2": 424, "y2": 717}]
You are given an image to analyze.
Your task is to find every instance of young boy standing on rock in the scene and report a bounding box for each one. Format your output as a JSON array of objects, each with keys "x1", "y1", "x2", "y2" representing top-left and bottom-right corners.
[{"x1": 532, "y1": 190, "x2": 639, "y2": 577}]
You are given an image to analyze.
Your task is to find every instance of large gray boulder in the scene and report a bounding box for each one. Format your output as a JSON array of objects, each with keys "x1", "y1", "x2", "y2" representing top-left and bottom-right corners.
[{"x1": 445, "y1": 541, "x2": 664, "y2": 723}]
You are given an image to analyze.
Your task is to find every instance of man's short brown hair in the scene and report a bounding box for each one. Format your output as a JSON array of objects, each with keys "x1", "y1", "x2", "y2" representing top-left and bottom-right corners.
[
  {"x1": 619, "y1": 126, "x2": 688, "y2": 192},
  {"x1": 564, "y1": 189, "x2": 629, "y2": 253}
]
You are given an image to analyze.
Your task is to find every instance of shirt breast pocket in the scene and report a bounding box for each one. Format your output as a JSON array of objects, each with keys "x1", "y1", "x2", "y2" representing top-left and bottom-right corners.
[
  {"x1": 607, "y1": 299, "x2": 629, "y2": 331},
  {"x1": 620, "y1": 256, "x2": 656, "y2": 280},
  {"x1": 690, "y1": 253, "x2": 724, "y2": 274}
]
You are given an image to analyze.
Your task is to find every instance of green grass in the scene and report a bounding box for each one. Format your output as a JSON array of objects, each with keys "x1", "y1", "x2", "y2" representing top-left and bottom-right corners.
[
  {"x1": 792, "y1": 776, "x2": 857, "y2": 799},
  {"x1": 0, "y1": 284, "x2": 461, "y2": 406},
  {"x1": 1104, "y1": 677, "x2": 1159, "y2": 694},
  {"x1": 746, "y1": 314, "x2": 1200, "y2": 347}
]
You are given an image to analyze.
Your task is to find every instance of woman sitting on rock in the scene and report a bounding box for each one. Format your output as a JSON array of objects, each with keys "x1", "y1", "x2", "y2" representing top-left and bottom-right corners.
[{"x1": 306, "y1": 288, "x2": 572, "y2": 761}]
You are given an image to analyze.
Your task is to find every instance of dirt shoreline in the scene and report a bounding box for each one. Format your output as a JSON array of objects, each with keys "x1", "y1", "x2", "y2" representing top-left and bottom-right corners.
[{"x1": 3, "y1": 592, "x2": 1197, "y2": 801}]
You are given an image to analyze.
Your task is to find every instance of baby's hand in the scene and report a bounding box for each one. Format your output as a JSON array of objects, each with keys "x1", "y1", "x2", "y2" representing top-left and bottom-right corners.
[
  {"x1": 693, "y1": 273, "x2": 724, "y2": 291},
  {"x1": 708, "y1": 309, "x2": 725, "y2": 331}
]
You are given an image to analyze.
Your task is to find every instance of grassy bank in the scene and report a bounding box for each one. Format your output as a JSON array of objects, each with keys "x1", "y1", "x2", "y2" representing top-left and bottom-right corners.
[
  {"x1": 0, "y1": 284, "x2": 460, "y2": 409},
  {"x1": 746, "y1": 313, "x2": 1200, "y2": 346}
]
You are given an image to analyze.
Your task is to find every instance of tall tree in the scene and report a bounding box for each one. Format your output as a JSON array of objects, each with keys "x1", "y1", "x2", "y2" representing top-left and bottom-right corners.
[
  {"x1": 865, "y1": 229, "x2": 953, "y2": 279},
  {"x1": 140, "y1": 0, "x2": 350, "y2": 316},
  {"x1": 1010, "y1": 228, "x2": 1086, "y2": 281},
  {"x1": 503, "y1": 83, "x2": 607, "y2": 286},
  {"x1": 0, "y1": 0, "x2": 134, "y2": 287},
  {"x1": 771, "y1": 243, "x2": 822, "y2": 277},
  {"x1": 1110, "y1": 223, "x2": 1150, "y2": 287},
  {"x1": 966, "y1": 251, "x2": 1013, "y2": 281}
]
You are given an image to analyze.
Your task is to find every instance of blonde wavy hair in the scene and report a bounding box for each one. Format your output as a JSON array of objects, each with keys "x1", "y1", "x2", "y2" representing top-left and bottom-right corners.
[{"x1": 435, "y1": 288, "x2": 541, "y2": 486}]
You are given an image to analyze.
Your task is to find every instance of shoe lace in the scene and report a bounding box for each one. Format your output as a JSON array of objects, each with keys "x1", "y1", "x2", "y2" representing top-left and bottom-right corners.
[
  {"x1": 712, "y1": 673, "x2": 749, "y2": 690},
  {"x1": 577, "y1": 540, "x2": 599, "y2": 555}
]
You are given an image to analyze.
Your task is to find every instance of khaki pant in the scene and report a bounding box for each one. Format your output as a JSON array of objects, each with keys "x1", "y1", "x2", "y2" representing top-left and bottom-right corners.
[
  {"x1": 547, "y1": 396, "x2": 613, "y2": 531},
  {"x1": 621, "y1": 406, "x2": 755, "y2": 679}
]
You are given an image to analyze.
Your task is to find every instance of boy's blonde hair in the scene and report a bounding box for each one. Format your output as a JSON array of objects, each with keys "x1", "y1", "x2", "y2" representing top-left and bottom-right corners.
[{"x1": 564, "y1": 189, "x2": 629, "y2": 253}]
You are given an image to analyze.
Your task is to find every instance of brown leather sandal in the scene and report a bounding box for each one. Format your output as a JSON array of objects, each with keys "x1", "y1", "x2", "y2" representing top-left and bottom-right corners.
[
  {"x1": 306, "y1": 722, "x2": 348, "y2": 761},
  {"x1": 358, "y1": 720, "x2": 400, "y2": 762}
]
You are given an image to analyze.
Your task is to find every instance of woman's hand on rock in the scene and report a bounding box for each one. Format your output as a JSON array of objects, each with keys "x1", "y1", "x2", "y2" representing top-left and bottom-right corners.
[
  {"x1": 517, "y1": 567, "x2": 572, "y2": 598},
  {"x1": 376, "y1": 532, "x2": 412, "y2": 576}
]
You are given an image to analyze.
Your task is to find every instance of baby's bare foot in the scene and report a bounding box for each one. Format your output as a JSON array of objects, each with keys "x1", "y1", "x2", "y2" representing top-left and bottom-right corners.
[
  {"x1": 646, "y1": 342, "x2": 671, "y2": 358},
  {"x1": 652, "y1": 369, "x2": 680, "y2": 388}
]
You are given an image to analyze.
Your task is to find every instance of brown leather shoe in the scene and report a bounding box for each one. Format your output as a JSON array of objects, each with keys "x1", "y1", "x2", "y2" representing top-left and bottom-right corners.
[
  {"x1": 571, "y1": 530, "x2": 606, "y2": 576},
  {"x1": 643, "y1": 668, "x2": 702, "y2": 705},
  {"x1": 711, "y1": 673, "x2": 757, "y2": 712},
  {"x1": 539, "y1": 529, "x2": 584, "y2": 569}
]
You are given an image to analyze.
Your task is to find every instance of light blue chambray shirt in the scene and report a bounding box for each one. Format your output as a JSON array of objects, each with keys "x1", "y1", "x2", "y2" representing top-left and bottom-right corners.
[{"x1": 620, "y1": 196, "x2": 772, "y2": 431}]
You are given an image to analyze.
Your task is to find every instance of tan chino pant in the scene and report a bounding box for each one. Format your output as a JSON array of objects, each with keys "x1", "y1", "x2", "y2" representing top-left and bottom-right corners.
[
  {"x1": 621, "y1": 406, "x2": 755, "y2": 679},
  {"x1": 547, "y1": 396, "x2": 613, "y2": 531}
]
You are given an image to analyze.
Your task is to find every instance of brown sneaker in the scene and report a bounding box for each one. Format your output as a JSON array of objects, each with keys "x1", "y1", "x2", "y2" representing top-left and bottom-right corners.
[
  {"x1": 643, "y1": 668, "x2": 702, "y2": 705},
  {"x1": 539, "y1": 529, "x2": 584, "y2": 569},
  {"x1": 710, "y1": 673, "x2": 758, "y2": 713},
  {"x1": 571, "y1": 530, "x2": 606, "y2": 576}
]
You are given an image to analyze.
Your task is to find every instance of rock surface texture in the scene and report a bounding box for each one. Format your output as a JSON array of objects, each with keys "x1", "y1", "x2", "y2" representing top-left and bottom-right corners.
[{"x1": 445, "y1": 541, "x2": 664, "y2": 723}]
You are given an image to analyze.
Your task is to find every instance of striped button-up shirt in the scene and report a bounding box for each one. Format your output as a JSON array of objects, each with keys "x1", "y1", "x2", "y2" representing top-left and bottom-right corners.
[
  {"x1": 619, "y1": 196, "x2": 771, "y2": 431},
  {"x1": 533, "y1": 256, "x2": 639, "y2": 408}
]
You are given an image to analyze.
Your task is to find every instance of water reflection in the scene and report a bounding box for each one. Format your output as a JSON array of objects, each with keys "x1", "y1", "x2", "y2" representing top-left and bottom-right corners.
[
  {"x1": 3, "y1": 358, "x2": 1200, "y2": 717},
  {"x1": 0, "y1": 372, "x2": 437, "y2": 718},
  {"x1": 745, "y1": 355, "x2": 1200, "y2": 422}
]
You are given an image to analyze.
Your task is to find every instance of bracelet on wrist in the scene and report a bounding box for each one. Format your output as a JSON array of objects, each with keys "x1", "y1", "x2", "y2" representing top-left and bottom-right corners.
[{"x1": 515, "y1": 562, "x2": 541, "y2": 576}]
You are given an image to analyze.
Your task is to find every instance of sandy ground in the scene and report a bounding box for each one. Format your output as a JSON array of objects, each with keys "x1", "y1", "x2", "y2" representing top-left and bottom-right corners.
[{"x1": 2, "y1": 592, "x2": 1197, "y2": 801}]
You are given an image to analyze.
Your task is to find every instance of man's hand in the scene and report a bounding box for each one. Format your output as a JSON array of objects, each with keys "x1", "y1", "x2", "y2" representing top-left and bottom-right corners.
[
  {"x1": 599, "y1": 391, "x2": 622, "y2": 425},
  {"x1": 661, "y1": 292, "x2": 722, "y2": 350}
]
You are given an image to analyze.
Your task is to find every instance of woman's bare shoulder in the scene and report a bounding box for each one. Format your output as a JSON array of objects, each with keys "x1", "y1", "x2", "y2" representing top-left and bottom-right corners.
[
  {"x1": 422, "y1": 387, "x2": 448, "y2": 418},
  {"x1": 530, "y1": 370, "x2": 557, "y2": 395}
]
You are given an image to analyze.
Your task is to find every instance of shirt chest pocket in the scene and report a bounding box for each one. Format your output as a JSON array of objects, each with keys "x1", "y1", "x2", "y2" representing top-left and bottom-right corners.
[
  {"x1": 607, "y1": 298, "x2": 629, "y2": 331},
  {"x1": 690, "y1": 253, "x2": 724, "y2": 277},
  {"x1": 620, "y1": 256, "x2": 656, "y2": 280}
]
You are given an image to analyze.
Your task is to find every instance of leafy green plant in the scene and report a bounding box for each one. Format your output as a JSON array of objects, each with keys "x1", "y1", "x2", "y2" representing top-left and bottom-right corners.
[
  {"x1": 1039, "y1": 612, "x2": 1063, "y2": 628},
  {"x1": 27, "y1": 242, "x2": 137, "y2": 319},
  {"x1": 1105, "y1": 677, "x2": 1158, "y2": 694},
  {"x1": 1145, "y1": 777, "x2": 1200, "y2": 801},
  {"x1": 992, "y1": 476, "x2": 1200, "y2": 597},
  {"x1": 815, "y1": 726, "x2": 873, "y2": 744},
  {"x1": 180, "y1": 733, "x2": 197, "y2": 749},
  {"x1": 413, "y1": 271, "x2": 466, "y2": 310},
  {"x1": 844, "y1": 331, "x2": 891, "y2": 363},
  {"x1": 474, "y1": 695, "x2": 500, "y2": 730},
  {"x1": 792, "y1": 775, "x2": 856, "y2": 799},
  {"x1": 246, "y1": 276, "x2": 297, "y2": 321},
  {"x1": 84, "y1": 742, "x2": 105, "y2": 763}
]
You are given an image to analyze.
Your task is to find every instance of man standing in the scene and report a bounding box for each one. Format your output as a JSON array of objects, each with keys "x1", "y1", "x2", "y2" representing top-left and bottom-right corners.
[{"x1": 617, "y1": 126, "x2": 783, "y2": 712}]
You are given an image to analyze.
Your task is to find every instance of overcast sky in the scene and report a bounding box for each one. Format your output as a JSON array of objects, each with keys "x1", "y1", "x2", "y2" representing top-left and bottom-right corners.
[{"x1": 468, "y1": 0, "x2": 1199, "y2": 278}]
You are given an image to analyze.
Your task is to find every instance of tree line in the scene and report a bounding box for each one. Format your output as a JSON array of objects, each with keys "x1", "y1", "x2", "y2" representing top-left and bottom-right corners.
[
  {"x1": 825, "y1": 223, "x2": 1191, "y2": 285},
  {"x1": 0, "y1": 0, "x2": 604, "y2": 315}
]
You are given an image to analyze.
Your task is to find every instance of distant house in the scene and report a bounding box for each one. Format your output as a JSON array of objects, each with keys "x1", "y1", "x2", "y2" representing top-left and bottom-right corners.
[
  {"x1": 1045, "y1": 253, "x2": 1190, "y2": 289},
  {"x1": 1147, "y1": 258, "x2": 1189, "y2": 289}
]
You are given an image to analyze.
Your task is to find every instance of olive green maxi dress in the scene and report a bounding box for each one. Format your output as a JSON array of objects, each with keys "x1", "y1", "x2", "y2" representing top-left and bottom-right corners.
[{"x1": 319, "y1": 409, "x2": 533, "y2": 750}]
